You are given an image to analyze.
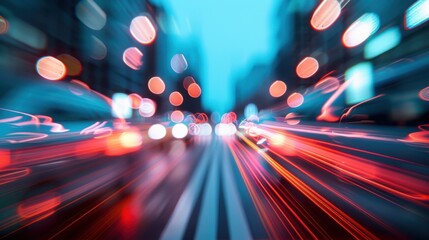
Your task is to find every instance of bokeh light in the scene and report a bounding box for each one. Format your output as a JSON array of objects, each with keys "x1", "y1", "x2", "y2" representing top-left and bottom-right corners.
[
  {"x1": 194, "y1": 113, "x2": 209, "y2": 123},
  {"x1": 112, "y1": 93, "x2": 132, "y2": 119},
  {"x1": 223, "y1": 112, "x2": 237, "y2": 123},
  {"x1": 57, "y1": 54, "x2": 82, "y2": 76},
  {"x1": 172, "y1": 123, "x2": 188, "y2": 139},
  {"x1": 405, "y1": 0, "x2": 429, "y2": 29},
  {"x1": 188, "y1": 123, "x2": 200, "y2": 136},
  {"x1": 169, "y1": 91, "x2": 184, "y2": 107},
  {"x1": 75, "y1": 0, "x2": 106, "y2": 30},
  {"x1": 183, "y1": 76, "x2": 196, "y2": 90},
  {"x1": 148, "y1": 124, "x2": 167, "y2": 140},
  {"x1": 128, "y1": 93, "x2": 143, "y2": 109},
  {"x1": 345, "y1": 62, "x2": 374, "y2": 104},
  {"x1": 130, "y1": 16, "x2": 157, "y2": 45},
  {"x1": 284, "y1": 113, "x2": 300, "y2": 125},
  {"x1": 310, "y1": 0, "x2": 341, "y2": 31},
  {"x1": 171, "y1": 54, "x2": 188, "y2": 73},
  {"x1": 188, "y1": 83, "x2": 201, "y2": 98},
  {"x1": 342, "y1": 13, "x2": 380, "y2": 48},
  {"x1": 0, "y1": 16, "x2": 9, "y2": 34},
  {"x1": 215, "y1": 123, "x2": 237, "y2": 136},
  {"x1": 170, "y1": 110, "x2": 184, "y2": 123},
  {"x1": 123, "y1": 47, "x2": 143, "y2": 70},
  {"x1": 120, "y1": 130, "x2": 143, "y2": 148},
  {"x1": 198, "y1": 123, "x2": 213, "y2": 136},
  {"x1": 287, "y1": 93, "x2": 304, "y2": 108},
  {"x1": 244, "y1": 103, "x2": 258, "y2": 118},
  {"x1": 90, "y1": 36, "x2": 107, "y2": 60},
  {"x1": 148, "y1": 76, "x2": 166, "y2": 95},
  {"x1": 139, "y1": 98, "x2": 156, "y2": 117},
  {"x1": 269, "y1": 80, "x2": 287, "y2": 98},
  {"x1": 364, "y1": 27, "x2": 401, "y2": 59},
  {"x1": 296, "y1": 57, "x2": 319, "y2": 79},
  {"x1": 5, "y1": 18, "x2": 47, "y2": 50},
  {"x1": 418, "y1": 86, "x2": 429, "y2": 101},
  {"x1": 36, "y1": 56, "x2": 67, "y2": 81}
]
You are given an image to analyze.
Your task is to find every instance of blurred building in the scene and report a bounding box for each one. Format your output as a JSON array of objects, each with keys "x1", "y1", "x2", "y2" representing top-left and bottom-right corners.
[{"x1": 233, "y1": 0, "x2": 429, "y2": 124}]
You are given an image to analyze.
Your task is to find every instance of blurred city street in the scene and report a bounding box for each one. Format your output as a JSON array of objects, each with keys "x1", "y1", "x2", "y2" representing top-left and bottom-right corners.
[{"x1": 1, "y1": 0, "x2": 429, "y2": 239}]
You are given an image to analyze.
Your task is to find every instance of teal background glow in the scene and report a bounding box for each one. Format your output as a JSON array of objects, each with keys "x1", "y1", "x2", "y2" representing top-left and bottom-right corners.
[
  {"x1": 364, "y1": 27, "x2": 401, "y2": 59},
  {"x1": 345, "y1": 62, "x2": 374, "y2": 105}
]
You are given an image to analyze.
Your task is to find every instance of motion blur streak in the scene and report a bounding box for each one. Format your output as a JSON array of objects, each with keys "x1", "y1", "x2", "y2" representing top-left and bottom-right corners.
[
  {"x1": 405, "y1": 0, "x2": 429, "y2": 29},
  {"x1": 17, "y1": 193, "x2": 61, "y2": 220},
  {"x1": 0, "y1": 168, "x2": 29, "y2": 185},
  {"x1": 237, "y1": 132, "x2": 382, "y2": 239}
]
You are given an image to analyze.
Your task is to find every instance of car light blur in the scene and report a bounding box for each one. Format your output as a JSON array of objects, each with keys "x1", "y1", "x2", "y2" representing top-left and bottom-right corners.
[
  {"x1": 120, "y1": 130, "x2": 143, "y2": 148},
  {"x1": 172, "y1": 123, "x2": 188, "y2": 139},
  {"x1": 0, "y1": 167, "x2": 30, "y2": 186},
  {"x1": 215, "y1": 123, "x2": 237, "y2": 136},
  {"x1": 198, "y1": 123, "x2": 212, "y2": 136},
  {"x1": 148, "y1": 124, "x2": 167, "y2": 140},
  {"x1": 105, "y1": 130, "x2": 142, "y2": 156},
  {"x1": 0, "y1": 149, "x2": 11, "y2": 169},
  {"x1": 18, "y1": 192, "x2": 61, "y2": 220}
]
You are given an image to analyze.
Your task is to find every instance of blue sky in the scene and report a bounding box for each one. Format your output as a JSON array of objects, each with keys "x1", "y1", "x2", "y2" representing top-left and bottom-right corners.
[{"x1": 154, "y1": 0, "x2": 280, "y2": 113}]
